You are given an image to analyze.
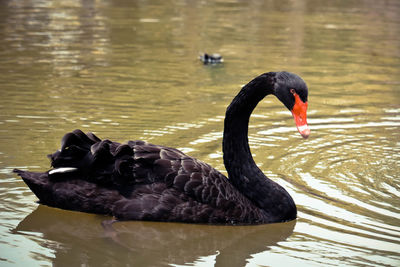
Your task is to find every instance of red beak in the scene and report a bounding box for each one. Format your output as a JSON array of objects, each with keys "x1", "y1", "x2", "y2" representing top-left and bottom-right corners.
[{"x1": 291, "y1": 92, "x2": 310, "y2": 139}]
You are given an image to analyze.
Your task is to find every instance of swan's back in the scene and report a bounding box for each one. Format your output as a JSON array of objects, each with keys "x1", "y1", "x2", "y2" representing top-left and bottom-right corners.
[{"x1": 15, "y1": 130, "x2": 268, "y2": 224}]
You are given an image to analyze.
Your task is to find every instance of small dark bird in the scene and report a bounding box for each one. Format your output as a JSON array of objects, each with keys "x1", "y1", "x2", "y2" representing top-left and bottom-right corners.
[
  {"x1": 14, "y1": 71, "x2": 310, "y2": 225},
  {"x1": 199, "y1": 53, "x2": 223, "y2": 64}
]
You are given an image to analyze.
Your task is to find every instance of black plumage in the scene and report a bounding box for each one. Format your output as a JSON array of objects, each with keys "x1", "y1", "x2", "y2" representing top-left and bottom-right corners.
[{"x1": 14, "y1": 71, "x2": 309, "y2": 225}]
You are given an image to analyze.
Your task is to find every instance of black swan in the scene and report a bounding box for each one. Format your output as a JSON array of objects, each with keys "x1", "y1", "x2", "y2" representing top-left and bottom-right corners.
[{"x1": 14, "y1": 71, "x2": 309, "y2": 225}]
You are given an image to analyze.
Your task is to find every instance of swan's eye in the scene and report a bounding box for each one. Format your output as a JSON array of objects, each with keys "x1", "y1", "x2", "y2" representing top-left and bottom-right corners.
[{"x1": 290, "y1": 88, "x2": 307, "y2": 103}]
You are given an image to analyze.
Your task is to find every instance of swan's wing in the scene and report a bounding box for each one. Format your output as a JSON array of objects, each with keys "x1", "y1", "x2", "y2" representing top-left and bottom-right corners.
[
  {"x1": 132, "y1": 141, "x2": 238, "y2": 206},
  {"x1": 129, "y1": 142, "x2": 264, "y2": 223}
]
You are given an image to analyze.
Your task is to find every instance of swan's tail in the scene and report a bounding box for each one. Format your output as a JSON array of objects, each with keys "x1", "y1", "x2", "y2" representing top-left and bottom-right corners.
[
  {"x1": 13, "y1": 168, "x2": 118, "y2": 214},
  {"x1": 13, "y1": 169, "x2": 55, "y2": 204},
  {"x1": 13, "y1": 169, "x2": 44, "y2": 187},
  {"x1": 15, "y1": 129, "x2": 135, "y2": 191},
  {"x1": 14, "y1": 129, "x2": 136, "y2": 213}
]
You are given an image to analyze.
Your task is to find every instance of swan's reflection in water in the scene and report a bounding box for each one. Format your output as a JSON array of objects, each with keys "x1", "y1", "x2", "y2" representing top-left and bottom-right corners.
[{"x1": 14, "y1": 205, "x2": 295, "y2": 266}]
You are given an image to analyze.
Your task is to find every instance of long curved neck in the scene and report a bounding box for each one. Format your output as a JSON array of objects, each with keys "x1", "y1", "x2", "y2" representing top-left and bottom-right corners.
[{"x1": 222, "y1": 73, "x2": 296, "y2": 222}]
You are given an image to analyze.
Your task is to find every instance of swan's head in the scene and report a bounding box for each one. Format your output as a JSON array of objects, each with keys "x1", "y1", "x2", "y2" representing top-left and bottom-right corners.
[{"x1": 273, "y1": 71, "x2": 310, "y2": 139}]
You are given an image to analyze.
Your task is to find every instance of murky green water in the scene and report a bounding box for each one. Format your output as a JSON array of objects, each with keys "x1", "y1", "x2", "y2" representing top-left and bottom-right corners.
[{"x1": 1, "y1": 0, "x2": 399, "y2": 266}]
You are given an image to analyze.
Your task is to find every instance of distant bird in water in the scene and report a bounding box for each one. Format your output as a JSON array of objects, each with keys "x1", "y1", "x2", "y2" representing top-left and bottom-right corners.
[
  {"x1": 14, "y1": 71, "x2": 310, "y2": 225},
  {"x1": 199, "y1": 53, "x2": 223, "y2": 64}
]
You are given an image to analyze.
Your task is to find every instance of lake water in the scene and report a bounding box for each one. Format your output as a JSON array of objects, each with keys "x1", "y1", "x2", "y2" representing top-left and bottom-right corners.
[{"x1": 0, "y1": 0, "x2": 399, "y2": 266}]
